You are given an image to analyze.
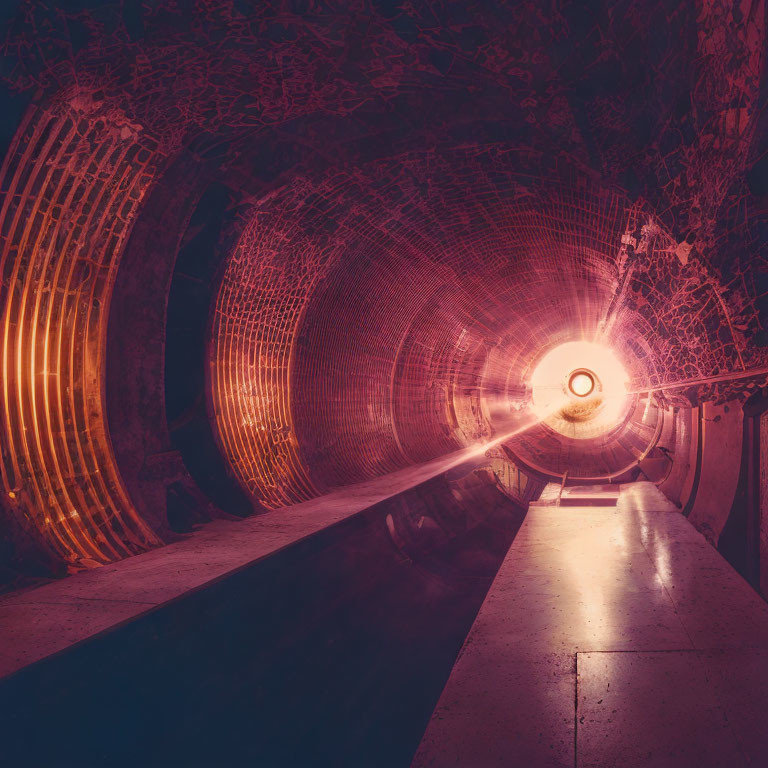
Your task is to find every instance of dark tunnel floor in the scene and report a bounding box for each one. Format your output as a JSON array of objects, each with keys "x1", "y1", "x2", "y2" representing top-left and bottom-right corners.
[{"x1": 0, "y1": 475, "x2": 524, "y2": 767}]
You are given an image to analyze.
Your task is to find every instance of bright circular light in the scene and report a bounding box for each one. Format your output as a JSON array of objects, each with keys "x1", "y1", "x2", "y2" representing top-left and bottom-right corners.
[
  {"x1": 569, "y1": 371, "x2": 595, "y2": 397},
  {"x1": 529, "y1": 341, "x2": 630, "y2": 439}
]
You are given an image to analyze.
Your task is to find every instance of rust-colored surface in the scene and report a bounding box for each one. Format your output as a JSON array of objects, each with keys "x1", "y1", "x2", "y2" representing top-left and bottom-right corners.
[{"x1": 0, "y1": 99, "x2": 163, "y2": 566}]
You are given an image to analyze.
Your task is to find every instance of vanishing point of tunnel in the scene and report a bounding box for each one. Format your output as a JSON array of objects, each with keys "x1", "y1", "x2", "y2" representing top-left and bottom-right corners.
[{"x1": 0, "y1": 2, "x2": 767, "y2": 766}]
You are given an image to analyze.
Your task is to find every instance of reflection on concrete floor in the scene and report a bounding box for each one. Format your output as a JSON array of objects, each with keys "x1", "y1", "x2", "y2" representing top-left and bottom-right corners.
[{"x1": 412, "y1": 481, "x2": 768, "y2": 768}]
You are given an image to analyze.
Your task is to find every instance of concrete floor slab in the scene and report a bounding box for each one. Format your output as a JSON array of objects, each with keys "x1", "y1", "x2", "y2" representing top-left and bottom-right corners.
[
  {"x1": 414, "y1": 652, "x2": 575, "y2": 768},
  {"x1": 412, "y1": 482, "x2": 768, "y2": 767},
  {"x1": 577, "y1": 651, "x2": 746, "y2": 768},
  {"x1": 698, "y1": 649, "x2": 768, "y2": 763}
]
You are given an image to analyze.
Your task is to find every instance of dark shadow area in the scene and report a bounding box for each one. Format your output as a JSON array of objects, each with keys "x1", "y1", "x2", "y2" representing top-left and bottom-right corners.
[
  {"x1": 165, "y1": 181, "x2": 254, "y2": 517},
  {"x1": 719, "y1": 391, "x2": 768, "y2": 595},
  {"x1": 0, "y1": 472, "x2": 525, "y2": 767}
]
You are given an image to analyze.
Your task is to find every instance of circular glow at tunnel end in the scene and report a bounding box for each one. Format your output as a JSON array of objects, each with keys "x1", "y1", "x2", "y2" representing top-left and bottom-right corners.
[
  {"x1": 568, "y1": 370, "x2": 595, "y2": 397},
  {"x1": 528, "y1": 341, "x2": 630, "y2": 439}
]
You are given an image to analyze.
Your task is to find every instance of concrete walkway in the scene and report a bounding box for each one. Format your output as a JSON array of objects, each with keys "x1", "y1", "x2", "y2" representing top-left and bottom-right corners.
[{"x1": 412, "y1": 482, "x2": 768, "y2": 767}]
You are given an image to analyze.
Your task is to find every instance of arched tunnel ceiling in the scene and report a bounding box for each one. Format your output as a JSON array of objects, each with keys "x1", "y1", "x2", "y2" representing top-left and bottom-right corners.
[
  {"x1": 211, "y1": 148, "x2": 665, "y2": 500},
  {"x1": 0, "y1": 0, "x2": 765, "y2": 572}
]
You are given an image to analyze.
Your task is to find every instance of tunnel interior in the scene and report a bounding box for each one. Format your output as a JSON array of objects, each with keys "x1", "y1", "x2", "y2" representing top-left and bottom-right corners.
[{"x1": 0, "y1": 1, "x2": 767, "y2": 766}]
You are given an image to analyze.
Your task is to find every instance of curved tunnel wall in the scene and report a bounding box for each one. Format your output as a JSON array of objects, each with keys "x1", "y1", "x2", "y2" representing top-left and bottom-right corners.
[
  {"x1": 0, "y1": 1, "x2": 764, "y2": 584},
  {"x1": 209, "y1": 194, "x2": 326, "y2": 509},
  {"x1": 0, "y1": 100, "x2": 761, "y2": 575},
  {"x1": 208, "y1": 149, "x2": 695, "y2": 507},
  {"x1": 0, "y1": 96, "x2": 163, "y2": 567}
]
